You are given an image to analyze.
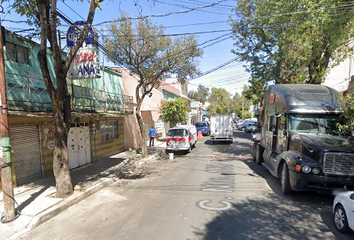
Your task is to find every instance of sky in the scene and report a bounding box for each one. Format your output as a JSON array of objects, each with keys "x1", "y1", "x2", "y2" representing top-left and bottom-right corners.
[{"x1": 0, "y1": 0, "x2": 250, "y2": 96}]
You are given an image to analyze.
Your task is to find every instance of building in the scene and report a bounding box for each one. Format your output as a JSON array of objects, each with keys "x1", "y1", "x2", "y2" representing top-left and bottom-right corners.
[
  {"x1": 114, "y1": 67, "x2": 163, "y2": 149},
  {"x1": 3, "y1": 30, "x2": 133, "y2": 186}
]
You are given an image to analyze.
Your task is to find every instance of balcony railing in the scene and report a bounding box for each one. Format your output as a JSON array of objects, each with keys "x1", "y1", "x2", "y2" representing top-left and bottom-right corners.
[{"x1": 5, "y1": 72, "x2": 134, "y2": 114}]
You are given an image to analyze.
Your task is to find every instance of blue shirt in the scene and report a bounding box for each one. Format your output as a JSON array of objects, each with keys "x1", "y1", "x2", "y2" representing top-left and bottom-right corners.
[{"x1": 149, "y1": 128, "x2": 156, "y2": 137}]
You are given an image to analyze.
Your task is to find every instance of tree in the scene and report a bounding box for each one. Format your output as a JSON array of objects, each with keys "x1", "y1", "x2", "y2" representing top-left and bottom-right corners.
[
  {"x1": 103, "y1": 13, "x2": 202, "y2": 157},
  {"x1": 160, "y1": 98, "x2": 188, "y2": 128},
  {"x1": 7, "y1": 0, "x2": 102, "y2": 197},
  {"x1": 242, "y1": 79, "x2": 266, "y2": 109},
  {"x1": 230, "y1": 0, "x2": 354, "y2": 85},
  {"x1": 207, "y1": 88, "x2": 231, "y2": 114},
  {"x1": 188, "y1": 84, "x2": 209, "y2": 105}
]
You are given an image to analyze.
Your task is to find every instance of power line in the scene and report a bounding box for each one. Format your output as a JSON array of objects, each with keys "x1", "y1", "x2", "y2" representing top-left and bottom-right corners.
[
  {"x1": 189, "y1": 57, "x2": 240, "y2": 80},
  {"x1": 94, "y1": 0, "x2": 229, "y2": 26}
]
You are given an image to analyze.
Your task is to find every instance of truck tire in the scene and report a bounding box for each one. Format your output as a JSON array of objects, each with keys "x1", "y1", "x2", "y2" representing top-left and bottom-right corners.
[
  {"x1": 252, "y1": 142, "x2": 257, "y2": 161},
  {"x1": 255, "y1": 144, "x2": 264, "y2": 165},
  {"x1": 280, "y1": 162, "x2": 292, "y2": 195}
]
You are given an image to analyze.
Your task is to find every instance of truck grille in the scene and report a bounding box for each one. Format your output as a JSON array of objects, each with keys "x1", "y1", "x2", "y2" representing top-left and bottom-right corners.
[{"x1": 323, "y1": 152, "x2": 354, "y2": 176}]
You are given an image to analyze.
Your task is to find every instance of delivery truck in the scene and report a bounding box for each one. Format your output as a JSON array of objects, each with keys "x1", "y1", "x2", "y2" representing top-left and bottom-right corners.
[
  {"x1": 252, "y1": 84, "x2": 354, "y2": 194},
  {"x1": 210, "y1": 113, "x2": 233, "y2": 144}
]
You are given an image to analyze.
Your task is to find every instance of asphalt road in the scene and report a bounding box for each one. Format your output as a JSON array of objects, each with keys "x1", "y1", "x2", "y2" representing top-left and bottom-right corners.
[{"x1": 19, "y1": 130, "x2": 353, "y2": 240}]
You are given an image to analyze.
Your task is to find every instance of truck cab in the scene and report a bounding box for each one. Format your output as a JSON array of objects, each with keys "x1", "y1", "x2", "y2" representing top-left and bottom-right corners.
[{"x1": 253, "y1": 84, "x2": 354, "y2": 194}]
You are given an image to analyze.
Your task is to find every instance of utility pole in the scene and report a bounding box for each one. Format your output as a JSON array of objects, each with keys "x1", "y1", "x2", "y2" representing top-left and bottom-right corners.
[{"x1": 0, "y1": 25, "x2": 16, "y2": 223}]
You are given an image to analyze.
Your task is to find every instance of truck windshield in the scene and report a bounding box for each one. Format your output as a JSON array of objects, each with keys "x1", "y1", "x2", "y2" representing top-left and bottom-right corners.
[
  {"x1": 289, "y1": 114, "x2": 349, "y2": 136},
  {"x1": 167, "y1": 129, "x2": 188, "y2": 137}
]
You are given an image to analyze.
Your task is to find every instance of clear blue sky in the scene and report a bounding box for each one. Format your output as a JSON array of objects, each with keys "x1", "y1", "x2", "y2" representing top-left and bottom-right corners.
[{"x1": 0, "y1": 0, "x2": 249, "y2": 95}]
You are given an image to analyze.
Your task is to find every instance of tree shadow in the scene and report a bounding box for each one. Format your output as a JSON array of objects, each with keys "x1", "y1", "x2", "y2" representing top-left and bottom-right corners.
[{"x1": 191, "y1": 192, "x2": 351, "y2": 240}]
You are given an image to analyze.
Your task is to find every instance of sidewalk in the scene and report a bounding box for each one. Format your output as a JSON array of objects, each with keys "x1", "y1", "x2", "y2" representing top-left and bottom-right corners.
[{"x1": 0, "y1": 140, "x2": 166, "y2": 240}]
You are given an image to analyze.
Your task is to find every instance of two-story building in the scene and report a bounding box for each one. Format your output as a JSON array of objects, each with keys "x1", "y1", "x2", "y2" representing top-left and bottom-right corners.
[
  {"x1": 3, "y1": 30, "x2": 133, "y2": 186},
  {"x1": 113, "y1": 67, "x2": 163, "y2": 148}
]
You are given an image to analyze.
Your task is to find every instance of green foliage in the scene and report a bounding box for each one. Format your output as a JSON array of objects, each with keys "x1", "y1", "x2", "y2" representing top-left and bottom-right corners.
[
  {"x1": 230, "y1": 0, "x2": 354, "y2": 85},
  {"x1": 242, "y1": 82, "x2": 265, "y2": 109},
  {"x1": 104, "y1": 12, "x2": 203, "y2": 87},
  {"x1": 188, "y1": 84, "x2": 209, "y2": 104},
  {"x1": 160, "y1": 98, "x2": 188, "y2": 127},
  {"x1": 338, "y1": 94, "x2": 354, "y2": 134},
  {"x1": 241, "y1": 110, "x2": 252, "y2": 120},
  {"x1": 207, "y1": 88, "x2": 231, "y2": 114}
]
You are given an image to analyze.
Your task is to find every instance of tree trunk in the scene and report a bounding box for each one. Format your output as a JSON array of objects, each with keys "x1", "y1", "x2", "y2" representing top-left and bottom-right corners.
[
  {"x1": 53, "y1": 106, "x2": 73, "y2": 197},
  {"x1": 136, "y1": 112, "x2": 147, "y2": 158}
]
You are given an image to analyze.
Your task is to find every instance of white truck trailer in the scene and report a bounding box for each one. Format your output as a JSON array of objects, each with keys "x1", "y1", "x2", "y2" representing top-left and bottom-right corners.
[{"x1": 210, "y1": 113, "x2": 234, "y2": 144}]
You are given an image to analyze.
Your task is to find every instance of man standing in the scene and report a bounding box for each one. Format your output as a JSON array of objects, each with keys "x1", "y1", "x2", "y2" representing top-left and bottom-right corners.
[{"x1": 149, "y1": 126, "x2": 156, "y2": 147}]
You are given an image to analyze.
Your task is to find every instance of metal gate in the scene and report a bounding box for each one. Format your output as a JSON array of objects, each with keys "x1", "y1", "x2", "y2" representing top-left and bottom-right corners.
[
  {"x1": 10, "y1": 125, "x2": 43, "y2": 185},
  {"x1": 68, "y1": 123, "x2": 91, "y2": 169}
]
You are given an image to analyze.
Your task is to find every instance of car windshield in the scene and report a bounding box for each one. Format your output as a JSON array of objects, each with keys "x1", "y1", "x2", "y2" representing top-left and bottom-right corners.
[
  {"x1": 167, "y1": 129, "x2": 188, "y2": 137},
  {"x1": 195, "y1": 123, "x2": 207, "y2": 127},
  {"x1": 289, "y1": 114, "x2": 349, "y2": 136}
]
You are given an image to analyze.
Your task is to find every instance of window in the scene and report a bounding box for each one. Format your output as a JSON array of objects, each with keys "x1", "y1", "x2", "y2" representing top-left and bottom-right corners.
[
  {"x1": 101, "y1": 120, "x2": 118, "y2": 141},
  {"x1": 167, "y1": 129, "x2": 187, "y2": 137},
  {"x1": 6, "y1": 42, "x2": 29, "y2": 64}
]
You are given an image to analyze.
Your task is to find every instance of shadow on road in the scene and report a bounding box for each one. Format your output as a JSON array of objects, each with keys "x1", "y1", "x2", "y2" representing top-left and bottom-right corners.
[{"x1": 191, "y1": 191, "x2": 350, "y2": 240}]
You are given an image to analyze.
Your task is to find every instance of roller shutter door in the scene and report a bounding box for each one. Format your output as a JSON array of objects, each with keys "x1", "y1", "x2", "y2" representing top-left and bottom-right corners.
[{"x1": 10, "y1": 125, "x2": 43, "y2": 185}]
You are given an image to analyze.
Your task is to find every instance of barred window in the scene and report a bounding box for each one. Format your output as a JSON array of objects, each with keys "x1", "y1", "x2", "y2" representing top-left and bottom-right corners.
[
  {"x1": 101, "y1": 120, "x2": 118, "y2": 141},
  {"x1": 6, "y1": 42, "x2": 29, "y2": 64}
]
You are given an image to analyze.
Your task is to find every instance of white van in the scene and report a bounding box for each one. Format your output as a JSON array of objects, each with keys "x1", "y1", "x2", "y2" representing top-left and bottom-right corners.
[{"x1": 165, "y1": 125, "x2": 197, "y2": 153}]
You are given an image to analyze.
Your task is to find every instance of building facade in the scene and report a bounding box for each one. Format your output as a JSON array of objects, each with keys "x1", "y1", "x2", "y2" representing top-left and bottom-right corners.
[{"x1": 3, "y1": 30, "x2": 133, "y2": 186}]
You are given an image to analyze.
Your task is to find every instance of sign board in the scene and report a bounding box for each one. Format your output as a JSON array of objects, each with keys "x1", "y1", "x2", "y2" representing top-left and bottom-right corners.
[{"x1": 67, "y1": 21, "x2": 100, "y2": 79}]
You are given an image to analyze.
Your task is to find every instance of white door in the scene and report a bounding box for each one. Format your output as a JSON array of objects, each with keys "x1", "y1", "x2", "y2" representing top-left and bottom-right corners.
[{"x1": 68, "y1": 125, "x2": 91, "y2": 169}]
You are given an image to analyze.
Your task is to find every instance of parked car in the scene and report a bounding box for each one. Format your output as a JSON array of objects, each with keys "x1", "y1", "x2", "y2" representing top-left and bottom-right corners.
[
  {"x1": 244, "y1": 121, "x2": 260, "y2": 133},
  {"x1": 238, "y1": 120, "x2": 255, "y2": 131},
  {"x1": 333, "y1": 191, "x2": 354, "y2": 233},
  {"x1": 166, "y1": 125, "x2": 197, "y2": 154},
  {"x1": 237, "y1": 120, "x2": 249, "y2": 130},
  {"x1": 195, "y1": 121, "x2": 210, "y2": 136}
]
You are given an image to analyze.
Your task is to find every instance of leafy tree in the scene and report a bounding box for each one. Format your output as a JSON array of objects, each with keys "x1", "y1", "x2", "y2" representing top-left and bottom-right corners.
[
  {"x1": 242, "y1": 80, "x2": 266, "y2": 109},
  {"x1": 104, "y1": 13, "x2": 202, "y2": 157},
  {"x1": 230, "y1": 0, "x2": 354, "y2": 86},
  {"x1": 229, "y1": 93, "x2": 242, "y2": 117},
  {"x1": 229, "y1": 0, "x2": 284, "y2": 84},
  {"x1": 240, "y1": 110, "x2": 252, "y2": 120},
  {"x1": 160, "y1": 98, "x2": 188, "y2": 128},
  {"x1": 188, "y1": 84, "x2": 209, "y2": 105},
  {"x1": 338, "y1": 94, "x2": 354, "y2": 136},
  {"x1": 6, "y1": 0, "x2": 102, "y2": 197},
  {"x1": 207, "y1": 88, "x2": 231, "y2": 114}
]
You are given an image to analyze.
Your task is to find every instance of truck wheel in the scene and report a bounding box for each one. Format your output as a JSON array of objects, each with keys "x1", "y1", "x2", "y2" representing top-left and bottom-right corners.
[
  {"x1": 252, "y1": 142, "x2": 257, "y2": 161},
  {"x1": 255, "y1": 144, "x2": 264, "y2": 165},
  {"x1": 280, "y1": 162, "x2": 292, "y2": 195}
]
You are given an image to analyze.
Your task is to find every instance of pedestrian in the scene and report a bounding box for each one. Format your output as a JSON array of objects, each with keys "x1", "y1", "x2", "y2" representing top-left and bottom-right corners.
[{"x1": 149, "y1": 126, "x2": 156, "y2": 146}]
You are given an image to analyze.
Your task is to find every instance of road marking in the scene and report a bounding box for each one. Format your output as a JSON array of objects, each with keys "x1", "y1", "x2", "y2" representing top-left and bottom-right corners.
[{"x1": 197, "y1": 199, "x2": 232, "y2": 211}]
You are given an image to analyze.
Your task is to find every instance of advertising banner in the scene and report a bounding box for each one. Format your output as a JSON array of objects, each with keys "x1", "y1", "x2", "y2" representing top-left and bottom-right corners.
[{"x1": 67, "y1": 21, "x2": 100, "y2": 79}]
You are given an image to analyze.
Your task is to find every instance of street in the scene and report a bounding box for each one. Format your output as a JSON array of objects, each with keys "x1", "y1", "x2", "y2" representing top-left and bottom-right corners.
[{"x1": 18, "y1": 131, "x2": 353, "y2": 240}]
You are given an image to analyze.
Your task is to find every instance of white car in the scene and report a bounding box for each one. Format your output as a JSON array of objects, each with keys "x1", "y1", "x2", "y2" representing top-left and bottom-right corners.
[{"x1": 333, "y1": 191, "x2": 354, "y2": 233}]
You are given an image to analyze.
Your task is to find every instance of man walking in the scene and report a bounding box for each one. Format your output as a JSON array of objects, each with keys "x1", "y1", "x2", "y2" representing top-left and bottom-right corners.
[{"x1": 149, "y1": 126, "x2": 156, "y2": 146}]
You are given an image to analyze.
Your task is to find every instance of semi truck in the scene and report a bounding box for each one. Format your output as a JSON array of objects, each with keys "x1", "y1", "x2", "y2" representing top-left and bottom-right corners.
[
  {"x1": 252, "y1": 84, "x2": 354, "y2": 194},
  {"x1": 210, "y1": 113, "x2": 233, "y2": 144}
]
